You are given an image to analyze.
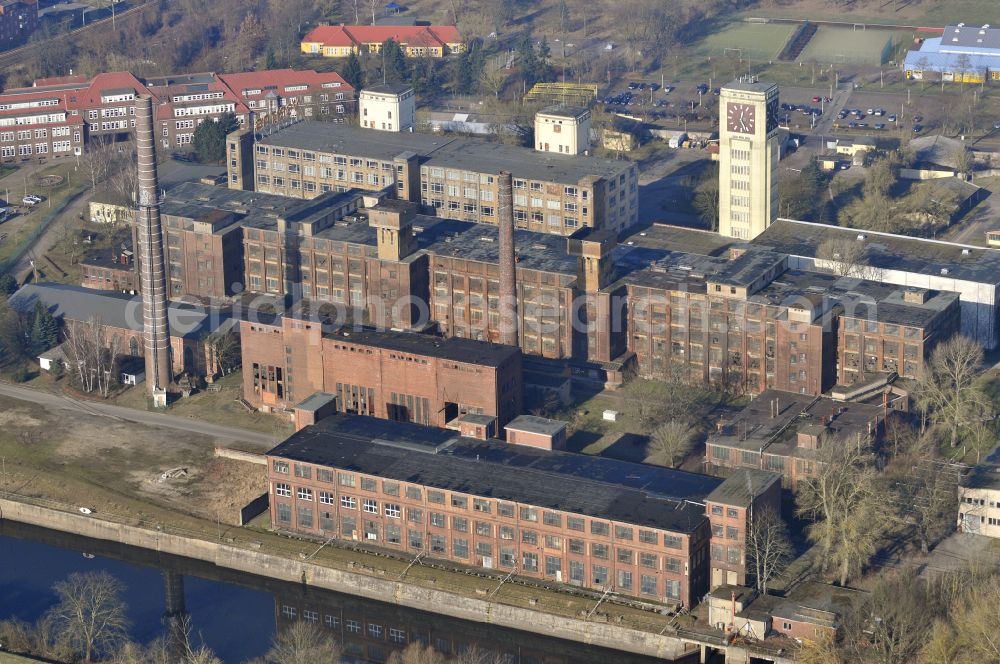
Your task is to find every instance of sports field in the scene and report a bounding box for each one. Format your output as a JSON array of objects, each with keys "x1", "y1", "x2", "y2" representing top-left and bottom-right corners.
[
  {"x1": 696, "y1": 22, "x2": 797, "y2": 60},
  {"x1": 798, "y1": 26, "x2": 902, "y2": 65}
]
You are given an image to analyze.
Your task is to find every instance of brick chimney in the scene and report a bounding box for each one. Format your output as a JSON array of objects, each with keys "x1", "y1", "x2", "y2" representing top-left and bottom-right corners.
[{"x1": 497, "y1": 170, "x2": 518, "y2": 347}]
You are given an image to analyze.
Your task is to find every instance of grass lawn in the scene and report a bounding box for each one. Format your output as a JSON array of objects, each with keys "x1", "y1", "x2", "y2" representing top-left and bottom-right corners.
[
  {"x1": 693, "y1": 22, "x2": 796, "y2": 60},
  {"x1": 798, "y1": 27, "x2": 901, "y2": 66},
  {"x1": 741, "y1": 0, "x2": 999, "y2": 27},
  {"x1": 114, "y1": 370, "x2": 294, "y2": 441},
  {"x1": 0, "y1": 162, "x2": 87, "y2": 273}
]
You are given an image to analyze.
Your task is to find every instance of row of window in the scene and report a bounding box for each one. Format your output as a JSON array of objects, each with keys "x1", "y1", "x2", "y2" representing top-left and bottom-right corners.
[{"x1": 271, "y1": 464, "x2": 686, "y2": 548}]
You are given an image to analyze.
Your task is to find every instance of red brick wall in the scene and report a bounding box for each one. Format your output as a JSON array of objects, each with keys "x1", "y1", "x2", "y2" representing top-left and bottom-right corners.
[{"x1": 267, "y1": 455, "x2": 704, "y2": 607}]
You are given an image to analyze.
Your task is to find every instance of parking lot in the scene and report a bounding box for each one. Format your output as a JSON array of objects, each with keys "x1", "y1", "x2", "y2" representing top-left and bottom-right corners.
[{"x1": 599, "y1": 80, "x2": 721, "y2": 128}]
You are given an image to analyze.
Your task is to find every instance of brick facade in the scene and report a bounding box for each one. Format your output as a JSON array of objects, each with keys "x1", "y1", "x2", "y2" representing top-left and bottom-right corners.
[{"x1": 240, "y1": 317, "x2": 523, "y2": 428}]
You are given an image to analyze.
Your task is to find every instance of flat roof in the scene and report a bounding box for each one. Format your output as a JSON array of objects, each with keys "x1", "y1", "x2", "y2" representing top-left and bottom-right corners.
[
  {"x1": 722, "y1": 80, "x2": 777, "y2": 94},
  {"x1": 539, "y1": 105, "x2": 589, "y2": 119},
  {"x1": 296, "y1": 392, "x2": 338, "y2": 412},
  {"x1": 422, "y1": 219, "x2": 580, "y2": 276},
  {"x1": 323, "y1": 327, "x2": 519, "y2": 367},
  {"x1": 269, "y1": 413, "x2": 722, "y2": 533},
  {"x1": 753, "y1": 218, "x2": 1000, "y2": 285},
  {"x1": 362, "y1": 84, "x2": 413, "y2": 95},
  {"x1": 707, "y1": 389, "x2": 885, "y2": 459},
  {"x1": 504, "y1": 414, "x2": 567, "y2": 436},
  {"x1": 622, "y1": 224, "x2": 741, "y2": 258},
  {"x1": 257, "y1": 120, "x2": 634, "y2": 186},
  {"x1": 705, "y1": 469, "x2": 781, "y2": 507}
]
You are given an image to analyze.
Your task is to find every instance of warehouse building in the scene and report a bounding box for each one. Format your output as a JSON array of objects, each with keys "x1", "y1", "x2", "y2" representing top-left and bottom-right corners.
[{"x1": 265, "y1": 412, "x2": 781, "y2": 607}]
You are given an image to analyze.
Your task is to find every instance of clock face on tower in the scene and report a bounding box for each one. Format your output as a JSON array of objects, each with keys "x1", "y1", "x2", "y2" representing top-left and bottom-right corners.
[
  {"x1": 727, "y1": 102, "x2": 756, "y2": 134},
  {"x1": 766, "y1": 97, "x2": 779, "y2": 133}
]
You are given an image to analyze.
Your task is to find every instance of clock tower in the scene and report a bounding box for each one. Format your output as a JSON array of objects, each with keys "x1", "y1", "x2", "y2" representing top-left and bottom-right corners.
[{"x1": 718, "y1": 80, "x2": 780, "y2": 240}]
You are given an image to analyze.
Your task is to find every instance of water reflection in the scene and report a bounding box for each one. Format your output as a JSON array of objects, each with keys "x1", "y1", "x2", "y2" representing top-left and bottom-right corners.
[{"x1": 0, "y1": 522, "x2": 675, "y2": 663}]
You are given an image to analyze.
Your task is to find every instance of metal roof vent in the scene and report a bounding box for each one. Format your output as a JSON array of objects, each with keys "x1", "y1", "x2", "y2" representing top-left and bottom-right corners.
[
  {"x1": 962, "y1": 248, "x2": 971, "y2": 255},
  {"x1": 941, "y1": 267, "x2": 950, "y2": 275}
]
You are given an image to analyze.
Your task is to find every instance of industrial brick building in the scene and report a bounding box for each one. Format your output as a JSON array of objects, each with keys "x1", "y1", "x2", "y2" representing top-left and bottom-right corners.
[
  {"x1": 704, "y1": 390, "x2": 888, "y2": 489},
  {"x1": 240, "y1": 318, "x2": 523, "y2": 428},
  {"x1": 704, "y1": 471, "x2": 781, "y2": 587},
  {"x1": 0, "y1": 0, "x2": 36, "y2": 45},
  {"x1": 753, "y1": 218, "x2": 1000, "y2": 350},
  {"x1": 265, "y1": 413, "x2": 781, "y2": 607},
  {"x1": 9, "y1": 283, "x2": 236, "y2": 379},
  {"x1": 226, "y1": 120, "x2": 639, "y2": 235},
  {"x1": 626, "y1": 236, "x2": 961, "y2": 395},
  {"x1": 0, "y1": 68, "x2": 354, "y2": 161}
]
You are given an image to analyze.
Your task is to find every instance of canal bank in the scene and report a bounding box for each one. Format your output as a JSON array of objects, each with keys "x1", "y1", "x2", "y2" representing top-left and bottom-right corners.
[{"x1": 0, "y1": 496, "x2": 706, "y2": 661}]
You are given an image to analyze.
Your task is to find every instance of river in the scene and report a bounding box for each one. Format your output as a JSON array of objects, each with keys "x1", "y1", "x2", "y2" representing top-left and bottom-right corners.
[{"x1": 0, "y1": 521, "x2": 676, "y2": 663}]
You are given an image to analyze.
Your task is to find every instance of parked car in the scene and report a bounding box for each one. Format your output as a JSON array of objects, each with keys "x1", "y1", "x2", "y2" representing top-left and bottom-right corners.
[
  {"x1": 888, "y1": 114, "x2": 897, "y2": 122},
  {"x1": 866, "y1": 107, "x2": 875, "y2": 114},
  {"x1": 838, "y1": 110, "x2": 848, "y2": 119},
  {"x1": 914, "y1": 115, "x2": 924, "y2": 123},
  {"x1": 627, "y1": 82, "x2": 639, "y2": 90},
  {"x1": 22, "y1": 195, "x2": 41, "y2": 206},
  {"x1": 857, "y1": 123, "x2": 868, "y2": 129},
  {"x1": 824, "y1": 97, "x2": 832, "y2": 103},
  {"x1": 848, "y1": 121, "x2": 857, "y2": 129},
  {"x1": 663, "y1": 85, "x2": 674, "y2": 93},
  {"x1": 648, "y1": 83, "x2": 660, "y2": 91},
  {"x1": 913, "y1": 124, "x2": 923, "y2": 133},
  {"x1": 812, "y1": 96, "x2": 821, "y2": 103},
  {"x1": 873, "y1": 109, "x2": 885, "y2": 116},
  {"x1": 696, "y1": 83, "x2": 709, "y2": 93},
  {"x1": 993, "y1": 120, "x2": 1000, "y2": 130},
  {"x1": 874, "y1": 123, "x2": 886, "y2": 130}
]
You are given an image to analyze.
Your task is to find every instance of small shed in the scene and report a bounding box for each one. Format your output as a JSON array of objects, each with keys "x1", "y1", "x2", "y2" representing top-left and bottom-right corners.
[{"x1": 38, "y1": 344, "x2": 67, "y2": 372}]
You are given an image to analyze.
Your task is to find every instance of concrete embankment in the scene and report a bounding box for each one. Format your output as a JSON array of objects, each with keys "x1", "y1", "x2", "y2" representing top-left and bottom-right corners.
[{"x1": 0, "y1": 498, "x2": 693, "y2": 660}]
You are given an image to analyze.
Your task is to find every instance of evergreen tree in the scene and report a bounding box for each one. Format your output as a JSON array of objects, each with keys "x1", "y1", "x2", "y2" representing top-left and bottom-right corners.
[
  {"x1": 341, "y1": 50, "x2": 365, "y2": 90},
  {"x1": 264, "y1": 45, "x2": 277, "y2": 70},
  {"x1": 559, "y1": 0, "x2": 570, "y2": 32},
  {"x1": 517, "y1": 35, "x2": 539, "y2": 88},
  {"x1": 192, "y1": 112, "x2": 238, "y2": 163},
  {"x1": 0, "y1": 273, "x2": 16, "y2": 297},
  {"x1": 30, "y1": 300, "x2": 58, "y2": 353},
  {"x1": 379, "y1": 39, "x2": 409, "y2": 84},
  {"x1": 451, "y1": 38, "x2": 484, "y2": 95}
]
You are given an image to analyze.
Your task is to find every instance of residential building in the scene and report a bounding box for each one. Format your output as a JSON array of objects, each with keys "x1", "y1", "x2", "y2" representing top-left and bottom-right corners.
[
  {"x1": 958, "y1": 444, "x2": 1000, "y2": 538},
  {"x1": 535, "y1": 106, "x2": 591, "y2": 155},
  {"x1": 264, "y1": 412, "x2": 782, "y2": 607},
  {"x1": 300, "y1": 25, "x2": 463, "y2": 58},
  {"x1": 704, "y1": 390, "x2": 887, "y2": 489},
  {"x1": 904, "y1": 24, "x2": 1000, "y2": 83},
  {"x1": 8, "y1": 283, "x2": 237, "y2": 378},
  {"x1": 718, "y1": 80, "x2": 780, "y2": 240},
  {"x1": 359, "y1": 85, "x2": 415, "y2": 132},
  {"x1": 0, "y1": 68, "x2": 354, "y2": 161},
  {"x1": 752, "y1": 218, "x2": 1000, "y2": 349},
  {"x1": 227, "y1": 120, "x2": 639, "y2": 235},
  {"x1": 240, "y1": 318, "x2": 523, "y2": 428},
  {"x1": 0, "y1": 0, "x2": 36, "y2": 45}
]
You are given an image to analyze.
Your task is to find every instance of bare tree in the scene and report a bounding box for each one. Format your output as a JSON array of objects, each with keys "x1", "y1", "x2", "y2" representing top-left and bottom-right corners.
[
  {"x1": 451, "y1": 646, "x2": 508, "y2": 664},
  {"x1": 387, "y1": 643, "x2": 448, "y2": 664},
  {"x1": 81, "y1": 137, "x2": 118, "y2": 192},
  {"x1": 815, "y1": 238, "x2": 884, "y2": 281},
  {"x1": 368, "y1": 0, "x2": 378, "y2": 25},
  {"x1": 64, "y1": 316, "x2": 121, "y2": 397},
  {"x1": 842, "y1": 570, "x2": 935, "y2": 664},
  {"x1": 951, "y1": 144, "x2": 972, "y2": 178},
  {"x1": 263, "y1": 620, "x2": 341, "y2": 664},
  {"x1": 746, "y1": 506, "x2": 793, "y2": 594},
  {"x1": 645, "y1": 420, "x2": 694, "y2": 467},
  {"x1": 48, "y1": 571, "x2": 130, "y2": 663},
  {"x1": 206, "y1": 329, "x2": 240, "y2": 378},
  {"x1": 914, "y1": 335, "x2": 991, "y2": 448},
  {"x1": 908, "y1": 456, "x2": 957, "y2": 554},
  {"x1": 479, "y1": 56, "x2": 508, "y2": 99},
  {"x1": 795, "y1": 440, "x2": 894, "y2": 586}
]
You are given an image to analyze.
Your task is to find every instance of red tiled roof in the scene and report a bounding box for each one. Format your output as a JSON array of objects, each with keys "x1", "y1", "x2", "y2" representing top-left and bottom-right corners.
[
  {"x1": 303, "y1": 24, "x2": 461, "y2": 49},
  {"x1": 29, "y1": 74, "x2": 90, "y2": 88},
  {"x1": 217, "y1": 68, "x2": 353, "y2": 99},
  {"x1": 302, "y1": 25, "x2": 357, "y2": 47}
]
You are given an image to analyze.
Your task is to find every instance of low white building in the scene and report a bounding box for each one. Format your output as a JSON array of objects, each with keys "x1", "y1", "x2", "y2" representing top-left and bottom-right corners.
[
  {"x1": 958, "y1": 446, "x2": 1000, "y2": 538},
  {"x1": 359, "y1": 84, "x2": 415, "y2": 132},
  {"x1": 535, "y1": 105, "x2": 591, "y2": 155}
]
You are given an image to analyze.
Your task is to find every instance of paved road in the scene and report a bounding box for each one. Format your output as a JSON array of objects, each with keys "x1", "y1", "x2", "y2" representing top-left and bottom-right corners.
[{"x1": 0, "y1": 382, "x2": 279, "y2": 449}]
